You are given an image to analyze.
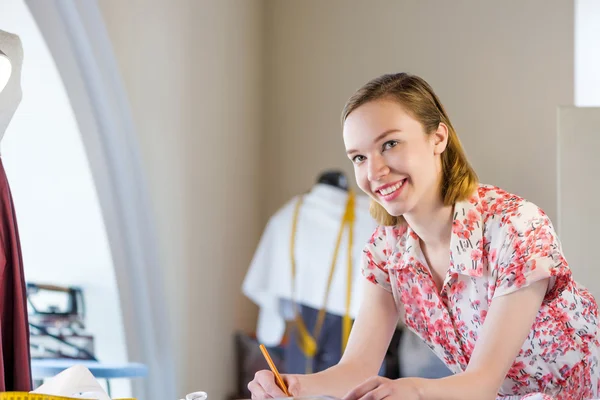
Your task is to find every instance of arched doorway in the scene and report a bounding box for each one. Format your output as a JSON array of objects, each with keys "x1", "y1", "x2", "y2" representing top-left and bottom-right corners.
[{"x1": 1, "y1": 1, "x2": 175, "y2": 399}]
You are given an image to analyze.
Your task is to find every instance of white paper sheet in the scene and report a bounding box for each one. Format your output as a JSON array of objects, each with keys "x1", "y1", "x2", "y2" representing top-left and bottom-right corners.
[{"x1": 31, "y1": 365, "x2": 111, "y2": 400}]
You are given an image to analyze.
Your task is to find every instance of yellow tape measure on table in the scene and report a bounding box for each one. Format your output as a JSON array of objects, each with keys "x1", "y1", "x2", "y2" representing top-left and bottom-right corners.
[{"x1": 0, "y1": 394, "x2": 135, "y2": 400}]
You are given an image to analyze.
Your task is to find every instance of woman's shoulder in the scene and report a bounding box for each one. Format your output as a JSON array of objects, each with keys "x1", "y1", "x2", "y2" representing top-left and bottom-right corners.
[{"x1": 475, "y1": 184, "x2": 552, "y2": 229}]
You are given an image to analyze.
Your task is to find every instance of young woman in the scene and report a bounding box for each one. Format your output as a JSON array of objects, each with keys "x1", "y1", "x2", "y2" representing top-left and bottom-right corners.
[{"x1": 247, "y1": 73, "x2": 599, "y2": 400}]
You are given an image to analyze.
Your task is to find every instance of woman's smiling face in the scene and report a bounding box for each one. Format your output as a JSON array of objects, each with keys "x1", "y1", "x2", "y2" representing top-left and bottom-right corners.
[{"x1": 343, "y1": 98, "x2": 448, "y2": 218}]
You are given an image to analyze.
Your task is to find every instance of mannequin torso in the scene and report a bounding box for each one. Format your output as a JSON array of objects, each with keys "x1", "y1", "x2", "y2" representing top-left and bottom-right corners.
[
  {"x1": 0, "y1": 50, "x2": 11, "y2": 93},
  {"x1": 0, "y1": 29, "x2": 23, "y2": 146},
  {"x1": 0, "y1": 29, "x2": 31, "y2": 392}
]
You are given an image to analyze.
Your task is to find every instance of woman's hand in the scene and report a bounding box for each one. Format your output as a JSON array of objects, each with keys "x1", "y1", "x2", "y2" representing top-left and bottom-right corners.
[
  {"x1": 247, "y1": 370, "x2": 301, "y2": 399},
  {"x1": 342, "y1": 376, "x2": 423, "y2": 400}
]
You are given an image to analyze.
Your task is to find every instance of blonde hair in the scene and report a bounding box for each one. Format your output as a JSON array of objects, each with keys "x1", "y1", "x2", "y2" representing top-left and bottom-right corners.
[{"x1": 342, "y1": 73, "x2": 478, "y2": 226}]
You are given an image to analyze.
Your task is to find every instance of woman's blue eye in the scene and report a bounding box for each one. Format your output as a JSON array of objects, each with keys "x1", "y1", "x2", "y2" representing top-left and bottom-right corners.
[
  {"x1": 352, "y1": 155, "x2": 365, "y2": 163},
  {"x1": 383, "y1": 140, "x2": 398, "y2": 151}
]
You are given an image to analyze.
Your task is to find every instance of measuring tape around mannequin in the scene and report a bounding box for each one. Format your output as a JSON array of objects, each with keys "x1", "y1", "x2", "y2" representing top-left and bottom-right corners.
[{"x1": 289, "y1": 189, "x2": 355, "y2": 373}]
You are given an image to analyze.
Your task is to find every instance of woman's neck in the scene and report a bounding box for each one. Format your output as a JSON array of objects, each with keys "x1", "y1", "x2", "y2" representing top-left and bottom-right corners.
[{"x1": 403, "y1": 191, "x2": 454, "y2": 250}]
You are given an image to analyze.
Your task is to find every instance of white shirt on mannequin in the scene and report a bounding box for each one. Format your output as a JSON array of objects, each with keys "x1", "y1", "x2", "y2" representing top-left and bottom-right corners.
[
  {"x1": 242, "y1": 183, "x2": 377, "y2": 346},
  {"x1": 0, "y1": 29, "x2": 23, "y2": 147}
]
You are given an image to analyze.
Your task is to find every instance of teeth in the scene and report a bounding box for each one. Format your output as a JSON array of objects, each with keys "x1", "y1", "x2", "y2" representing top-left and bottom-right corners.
[{"x1": 380, "y1": 180, "x2": 404, "y2": 195}]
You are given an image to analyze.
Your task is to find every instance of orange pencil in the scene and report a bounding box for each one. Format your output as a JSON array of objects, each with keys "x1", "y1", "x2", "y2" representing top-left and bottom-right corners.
[{"x1": 259, "y1": 344, "x2": 291, "y2": 396}]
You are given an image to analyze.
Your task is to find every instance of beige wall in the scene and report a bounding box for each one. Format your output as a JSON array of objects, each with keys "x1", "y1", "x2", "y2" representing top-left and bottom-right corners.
[
  {"x1": 97, "y1": 0, "x2": 574, "y2": 398},
  {"x1": 262, "y1": 0, "x2": 574, "y2": 224},
  {"x1": 98, "y1": 1, "x2": 264, "y2": 398}
]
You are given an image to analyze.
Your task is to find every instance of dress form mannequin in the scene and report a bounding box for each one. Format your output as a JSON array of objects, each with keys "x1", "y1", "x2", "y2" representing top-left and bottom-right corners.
[
  {"x1": 0, "y1": 29, "x2": 23, "y2": 145},
  {"x1": 0, "y1": 28, "x2": 31, "y2": 391},
  {"x1": 0, "y1": 49, "x2": 11, "y2": 93}
]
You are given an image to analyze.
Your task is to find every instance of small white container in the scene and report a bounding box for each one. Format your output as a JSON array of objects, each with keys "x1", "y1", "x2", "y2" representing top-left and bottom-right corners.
[{"x1": 181, "y1": 391, "x2": 208, "y2": 400}]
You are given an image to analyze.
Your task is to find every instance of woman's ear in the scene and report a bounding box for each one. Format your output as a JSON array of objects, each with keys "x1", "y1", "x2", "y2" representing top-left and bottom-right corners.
[{"x1": 432, "y1": 122, "x2": 449, "y2": 155}]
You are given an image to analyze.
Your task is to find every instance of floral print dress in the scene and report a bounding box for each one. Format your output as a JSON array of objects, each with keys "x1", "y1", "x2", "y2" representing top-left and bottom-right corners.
[{"x1": 363, "y1": 185, "x2": 600, "y2": 400}]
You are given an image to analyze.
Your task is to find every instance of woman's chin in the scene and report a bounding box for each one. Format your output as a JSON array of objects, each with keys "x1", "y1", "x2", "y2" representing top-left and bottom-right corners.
[{"x1": 383, "y1": 205, "x2": 406, "y2": 217}]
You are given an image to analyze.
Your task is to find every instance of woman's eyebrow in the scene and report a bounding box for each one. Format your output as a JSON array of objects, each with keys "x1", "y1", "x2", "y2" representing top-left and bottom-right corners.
[{"x1": 346, "y1": 129, "x2": 401, "y2": 155}]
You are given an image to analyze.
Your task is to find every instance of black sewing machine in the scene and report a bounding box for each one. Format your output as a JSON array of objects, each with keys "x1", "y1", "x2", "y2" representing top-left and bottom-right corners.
[{"x1": 27, "y1": 282, "x2": 96, "y2": 360}]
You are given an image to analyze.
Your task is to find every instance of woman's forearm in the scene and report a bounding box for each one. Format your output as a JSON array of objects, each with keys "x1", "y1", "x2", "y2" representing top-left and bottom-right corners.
[
  {"x1": 295, "y1": 361, "x2": 375, "y2": 399},
  {"x1": 415, "y1": 371, "x2": 498, "y2": 400},
  {"x1": 290, "y1": 282, "x2": 399, "y2": 399}
]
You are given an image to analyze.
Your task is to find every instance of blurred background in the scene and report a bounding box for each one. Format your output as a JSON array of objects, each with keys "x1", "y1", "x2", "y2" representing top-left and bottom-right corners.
[{"x1": 0, "y1": 0, "x2": 598, "y2": 399}]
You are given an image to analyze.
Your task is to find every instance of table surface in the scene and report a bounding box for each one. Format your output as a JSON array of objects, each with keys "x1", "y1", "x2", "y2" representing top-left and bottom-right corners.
[{"x1": 31, "y1": 358, "x2": 148, "y2": 379}]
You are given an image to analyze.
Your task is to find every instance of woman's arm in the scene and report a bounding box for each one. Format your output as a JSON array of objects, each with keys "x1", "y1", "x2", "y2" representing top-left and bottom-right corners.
[
  {"x1": 341, "y1": 279, "x2": 549, "y2": 400},
  {"x1": 416, "y1": 278, "x2": 549, "y2": 400},
  {"x1": 295, "y1": 279, "x2": 400, "y2": 398}
]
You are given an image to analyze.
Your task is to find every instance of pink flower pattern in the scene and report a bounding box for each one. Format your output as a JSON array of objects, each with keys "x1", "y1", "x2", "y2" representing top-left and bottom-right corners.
[{"x1": 362, "y1": 185, "x2": 600, "y2": 400}]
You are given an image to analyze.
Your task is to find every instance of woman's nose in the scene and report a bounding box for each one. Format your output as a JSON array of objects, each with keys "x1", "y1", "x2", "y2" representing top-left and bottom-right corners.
[{"x1": 367, "y1": 156, "x2": 389, "y2": 181}]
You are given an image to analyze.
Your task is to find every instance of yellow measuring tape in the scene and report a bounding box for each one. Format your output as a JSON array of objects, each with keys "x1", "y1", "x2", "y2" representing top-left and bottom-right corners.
[
  {"x1": 289, "y1": 189, "x2": 355, "y2": 373},
  {"x1": 0, "y1": 394, "x2": 135, "y2": 400}
]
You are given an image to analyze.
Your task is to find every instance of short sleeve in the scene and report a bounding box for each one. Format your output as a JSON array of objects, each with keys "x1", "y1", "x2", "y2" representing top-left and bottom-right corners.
[
  {"x1": 494, "y1": 205, "x2": 571, "y2": 302},
  {"x1": 361, "y1": 226, "x2": 392, "y2": 292}
]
